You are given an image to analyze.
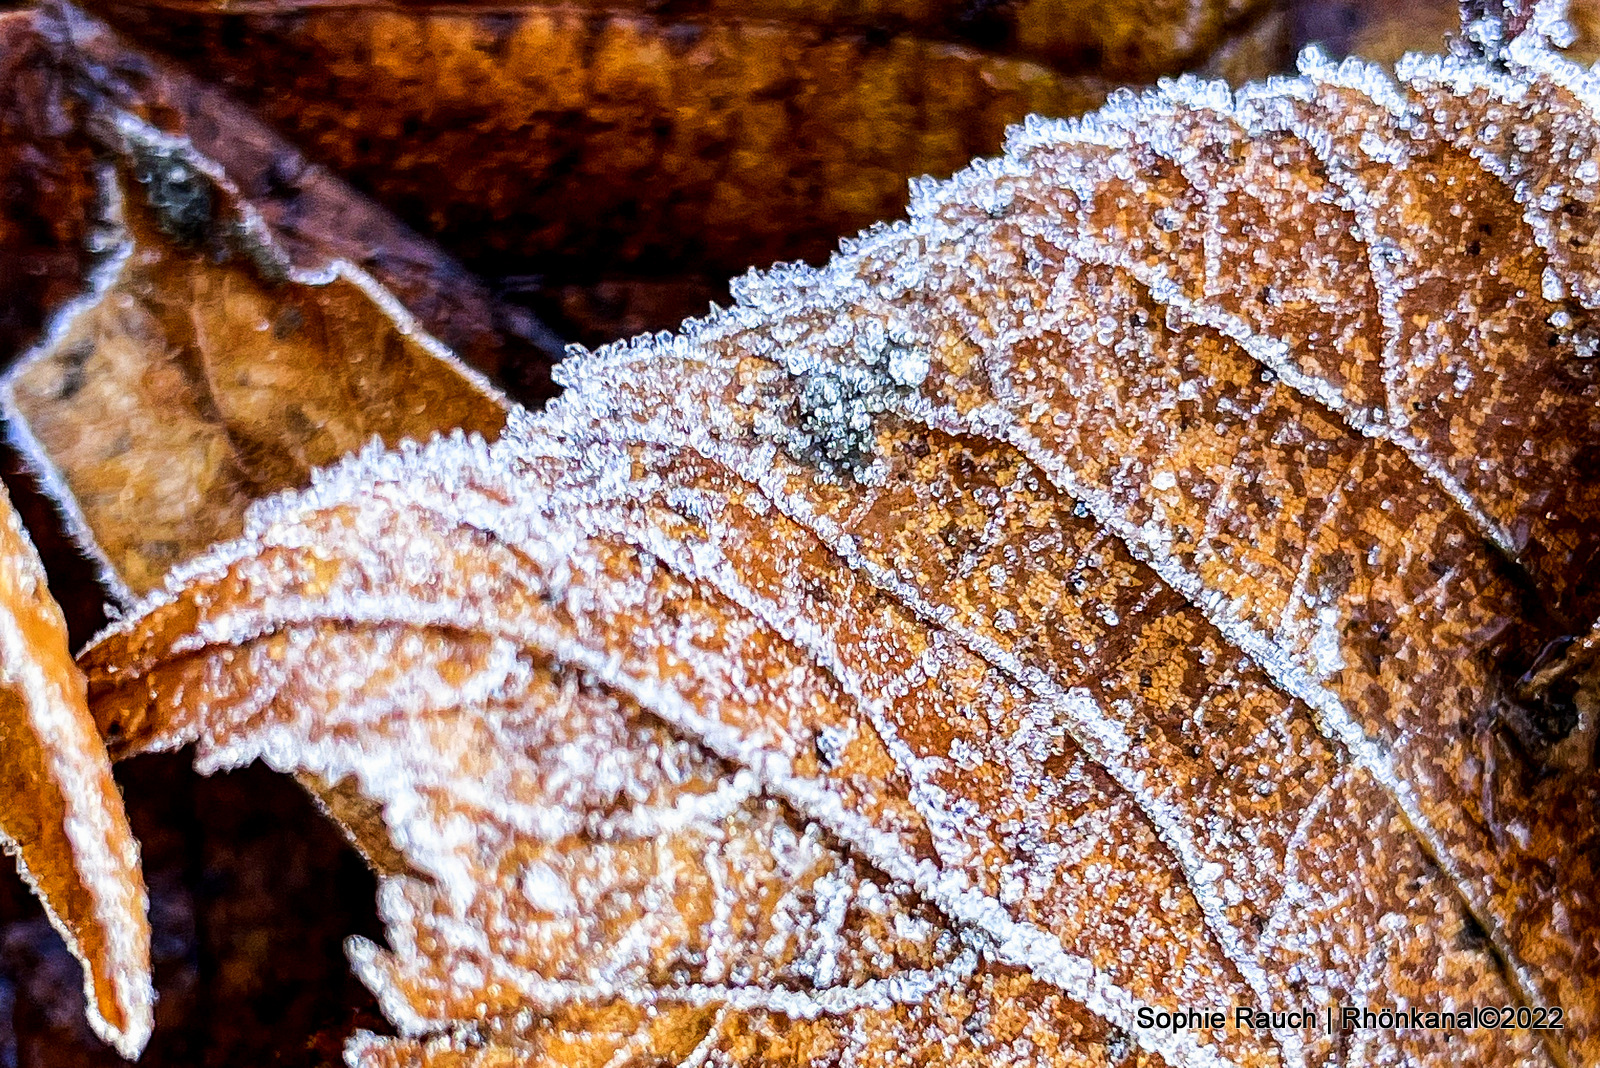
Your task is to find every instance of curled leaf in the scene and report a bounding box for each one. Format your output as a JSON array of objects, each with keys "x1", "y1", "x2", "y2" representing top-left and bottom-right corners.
[
  {"x1": 2, "y1": 111, "x2": 509, "y2": 599},
  {"x1": 0, "y1": 480, "x2": 151, "y2": 1058}
]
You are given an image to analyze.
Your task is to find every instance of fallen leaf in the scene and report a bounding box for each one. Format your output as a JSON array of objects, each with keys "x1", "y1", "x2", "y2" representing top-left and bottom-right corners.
[
  {"x1": 2, "y1": 103, "x2": 510, "y2": 598},
  {"x1": 91, "y1": 0, "x2": 1284, "y2": 82},
  {"x1": 56, "y1": 9, "x2": 1600, "y2": 1068},
  {"x1": 71, "y1": 0, "x2": 1290, "y2": 342},
  {"x1": 0, "y1": 10, "x2": 98, "y2": 365},
  {"x1": 0, "y1": 479, "x2": 150, "y2": 1058},
  {"x1": 0, "y1": 14, "x2": 517, "y2": 1054},
  {"x1": 1, "y1": 3, "x2": 557, "y2": 383}
]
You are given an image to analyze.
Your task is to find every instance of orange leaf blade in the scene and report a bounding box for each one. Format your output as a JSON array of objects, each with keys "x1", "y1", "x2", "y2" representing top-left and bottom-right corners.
[{"x1": 0, "y1": 484, "x2": 152, "y2": 1058}]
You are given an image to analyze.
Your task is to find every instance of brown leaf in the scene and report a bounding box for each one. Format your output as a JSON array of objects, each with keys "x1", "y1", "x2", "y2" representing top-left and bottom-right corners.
[
  {"x1": 0, "y1": 479, "x2": 150, "y2": 1058},
  {"x1": 83, "y1": 443, "x2": 1257, "y2": 1066},
  {"x1": 90, "y1": 0, "x2": 1282, "y2": 81},
  {"x1": 60, "y1": 12, "x2": 1600, "y2": 1068},
  {"x1": 0, "y1": 30, "x2": 519, "y2": 1049},
  {"x1": 0, "y1": 11, "x2": 98, "y2": 364},
  {"x1": 71, "y1": 0, "x2": 1290, "y2": 342},
  {"x1": 1, "y1": 100, "x2": 510, "y2": 598},
  {"x1": 2, "y1": 3, "x2": 558, "y2": 384}
]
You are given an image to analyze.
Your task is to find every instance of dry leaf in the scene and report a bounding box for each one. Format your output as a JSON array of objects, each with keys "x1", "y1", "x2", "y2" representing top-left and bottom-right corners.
[
  {"x1": 0, "y1": 480, "x2": 150, "y2": 1058},
  {"x1": 0, "y1": 11, "x2": 523, "y2": 1055},
  {"x1": 1, "y1": 3, "x2": 558, "y2": 382},
  {"x1": 0, "y1": 11, "x2": 98, "y2": 366},
  {"x1": 72, "y1": 0, "x2": 1289, "y2": 342},
  {"x1": 40, "y1": 7, "x2": 1599, "y2": 1068},
  {"x1": 89, "y1": 0, "x2": 1282, "y2": 81},
  {"x1": 1, "y1": 81, "x2": 511, "y2": 598}
]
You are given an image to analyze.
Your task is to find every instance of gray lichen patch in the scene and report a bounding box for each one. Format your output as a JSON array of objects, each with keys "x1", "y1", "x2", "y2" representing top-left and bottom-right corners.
[
  {"x1": 768, "y1": 324, "x2": 931, "y2": 477},
  {"x1": 117, "y1": 116, "x2": 289, "y2": 284},
  {"x1": 126, "y1": 136, "x2": 212, "y2": 246}
]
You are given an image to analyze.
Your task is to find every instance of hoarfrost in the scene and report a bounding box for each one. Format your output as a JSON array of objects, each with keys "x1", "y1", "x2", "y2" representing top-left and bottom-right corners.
[{"x1": 64, "y1": 10, "x2": 1600, "y2": 1067}]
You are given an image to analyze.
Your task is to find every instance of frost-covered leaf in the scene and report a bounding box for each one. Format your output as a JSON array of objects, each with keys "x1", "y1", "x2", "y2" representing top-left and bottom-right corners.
[
  {"x1": 0, "y1": 99, "x2": 510, "y2": 600},
  {"x1": 0, "y1": 479, "x2": 150, "y2": 1058},
  {"x1": 66, "y1": 10, "x2": 1600, "y2": 1068}
]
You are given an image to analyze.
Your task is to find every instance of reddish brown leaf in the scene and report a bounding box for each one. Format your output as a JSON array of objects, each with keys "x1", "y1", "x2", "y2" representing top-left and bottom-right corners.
[
  {"x1": 2, "y1": 3, "x2": 559, "y2": 387},
  {"x1": 71, "y1": 0, "x2": 1289, "y2": 342},
  {"x1": 0, "y1": 11, "x2": 98, "y2": 364}
]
